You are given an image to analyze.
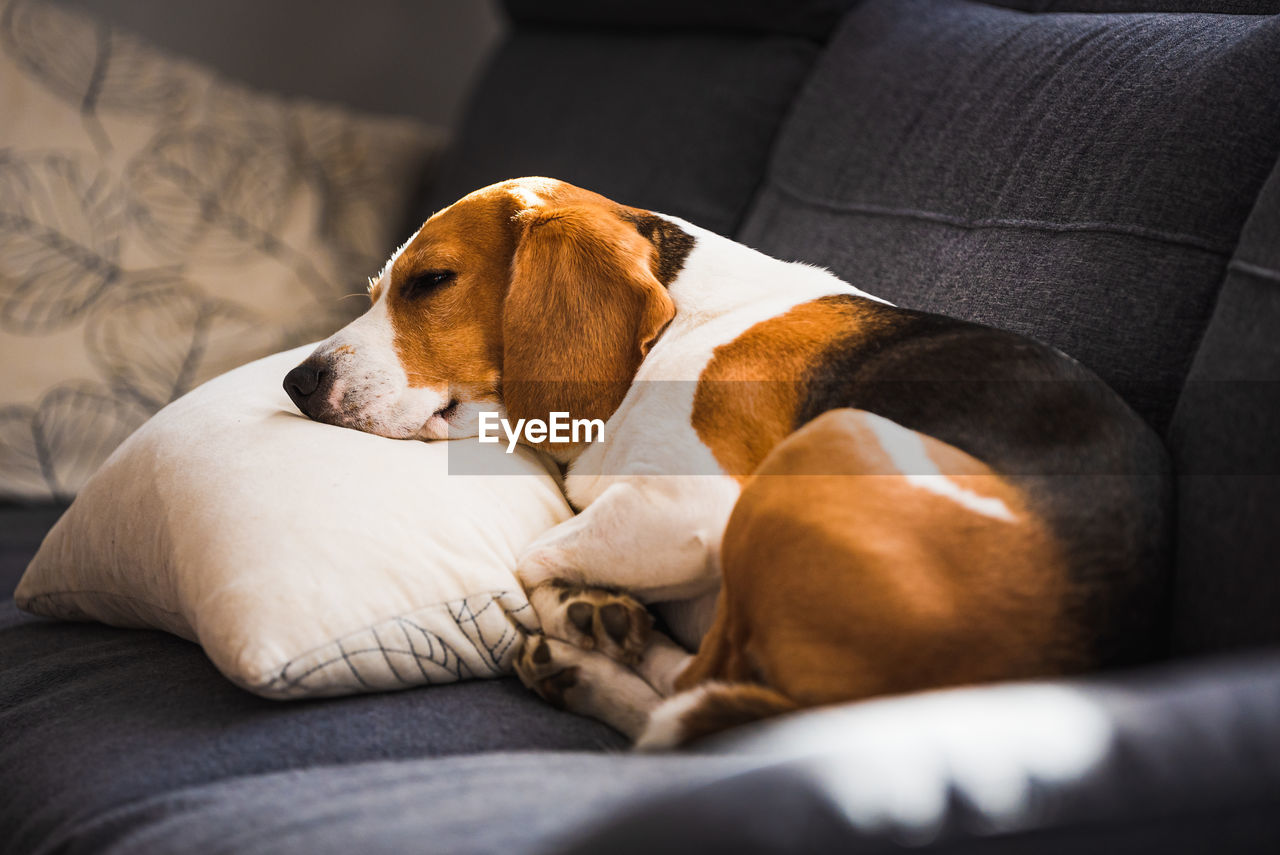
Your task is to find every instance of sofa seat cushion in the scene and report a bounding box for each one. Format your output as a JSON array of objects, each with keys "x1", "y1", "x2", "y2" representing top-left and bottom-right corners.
[
  {"x1": 739, "y1": 0, "x2": 1280, "y2": 430},
  {"x1": 562, "y1": 652, "x2": 1280, "y2": 855},
  {"x1": 0, "y1": 598, "x2": 627, "y2": 853},
  {"x1": 8, "y1": 643, "x2": 1278, "y2": 854}
]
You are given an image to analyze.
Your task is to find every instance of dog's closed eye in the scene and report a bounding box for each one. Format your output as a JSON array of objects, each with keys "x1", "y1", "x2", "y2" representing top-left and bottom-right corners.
[{"x1": 401, "y1": 269, "x2": 457, "y2": 300}]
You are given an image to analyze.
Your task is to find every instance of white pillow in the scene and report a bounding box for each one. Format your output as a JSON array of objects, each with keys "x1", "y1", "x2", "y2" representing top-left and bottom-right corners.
[
  {"x1": 15, "y1": 345, "x2": 572, "y2": 699},
  {"x1": 0, "y1": 0, "x2": 445, "y2": 501}
]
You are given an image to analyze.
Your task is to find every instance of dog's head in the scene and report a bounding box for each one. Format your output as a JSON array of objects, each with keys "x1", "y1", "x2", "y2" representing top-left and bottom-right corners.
[{"x1": 284, "y1": 178, "x2": 690, "y2": 448}]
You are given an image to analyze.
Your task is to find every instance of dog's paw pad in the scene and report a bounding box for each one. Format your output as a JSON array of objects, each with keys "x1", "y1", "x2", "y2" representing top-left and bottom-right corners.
[
  {"x1": 513, "y1": 634, "x2": 581, "y2": 709},
  {"x1": 552, "y1": 586, "x2": 653, "y2": 664}
]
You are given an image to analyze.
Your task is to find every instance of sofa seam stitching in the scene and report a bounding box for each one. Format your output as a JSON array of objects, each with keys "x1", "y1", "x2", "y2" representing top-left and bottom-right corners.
[
  {"x1": 1228, "y1": 258, "x2": 1280, "y2": 285},
  {"x1": 766, "y1": 178, "x2": 1235, "y2": 255}
]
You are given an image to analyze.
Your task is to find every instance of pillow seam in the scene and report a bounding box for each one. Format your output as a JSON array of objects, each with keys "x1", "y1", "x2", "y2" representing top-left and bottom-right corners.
[{"x1": 20, "y1": 589, "x2": 184, "y2": 618}]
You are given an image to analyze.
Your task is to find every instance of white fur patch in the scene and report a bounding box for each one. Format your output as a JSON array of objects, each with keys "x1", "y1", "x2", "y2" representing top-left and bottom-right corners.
[
  {"x1": 862, "y1": 412, "x2": 1016, "y2": 522},
  {"x1": 555, "y1": 217, "x2": 875, "y2": 645},
  {"x1": 634, "y1": 684, "x2": 721, "y2": 751},
  {"x1": 505, "y1": 177, "x2": 559, "y2": 210},
  {"x1": 308, "y1": 271, "x2": 450, "y2": 439}
]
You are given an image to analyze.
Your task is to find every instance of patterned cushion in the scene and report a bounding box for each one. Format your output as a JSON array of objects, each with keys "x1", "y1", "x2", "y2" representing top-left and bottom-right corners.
[
  {"x1": 0, "y1": 0, "x2": 443, "y2": 501},
  {"x1": 739, "y1": 0, "x2": 1280, "y2": 430}
]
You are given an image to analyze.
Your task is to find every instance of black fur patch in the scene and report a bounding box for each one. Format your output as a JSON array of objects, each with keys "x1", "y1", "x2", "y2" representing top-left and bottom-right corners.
[
  {"x1": 620, "y1": 210, "x2": 695, "y2": 287},
  {"x1": 793, "y1": 294, "x2": 1173, "y2": 668}
]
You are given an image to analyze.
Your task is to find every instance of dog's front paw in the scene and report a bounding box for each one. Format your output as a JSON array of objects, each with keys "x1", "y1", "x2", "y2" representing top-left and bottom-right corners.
[
  {"x1": 513, "y1": 633, "x2": 582, "y2": 710},
  {"x1": 530, "y1": 582, "x2": 654, "y2": 665},
  {"x1": 513, "y1": 630, "x2": 663, "y2": 738}
]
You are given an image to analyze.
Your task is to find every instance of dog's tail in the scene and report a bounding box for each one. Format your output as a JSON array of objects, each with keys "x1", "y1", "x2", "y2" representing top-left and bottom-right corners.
[{"x1": 634, "y1": 681, "x2": 797, "y2": 750}]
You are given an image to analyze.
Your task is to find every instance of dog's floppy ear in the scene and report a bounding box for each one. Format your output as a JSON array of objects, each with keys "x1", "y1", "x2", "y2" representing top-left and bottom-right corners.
[{"x1": 502, "y1": 204, "x2": 675, "y2": 442}]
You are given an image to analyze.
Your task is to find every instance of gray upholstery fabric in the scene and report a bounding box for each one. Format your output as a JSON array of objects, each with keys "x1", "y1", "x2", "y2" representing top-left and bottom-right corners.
[
  {"x1": 70, "y1": 0, "x2": 503, "y2": 125},
  {"x1": 14, "y1": 651, "x2": 1279, "y2": 854},
  {"x1": 60, "y1": 754, "x2": 751, "y2": 855},
  {"x1": 501, "y1": 0, "x2": 861, "y2": 40},
  {"x1": 5, "y1": 3, "x2": 1280, "y2": 852},
  {"x1": 1167, "y1": 157, "x2": 1280, "y2": 654},
  {"x1": 419, "y1": 28, "x2": 819, "y2": 237},
  {"x1": 0, "y1": 504, "x2": 64, "y2": 598},
  {"x1": 986, "y1": 1, "x2": 1280, "y2": 12},
  {"x1": 562, "y1": 652, "x2": 1280, "y2": 855},
  {"x1": 0, "y1": 599, "x2": 627, "y2": 854},
  {"x1": 738, "y1": 0, "x2": 1280, "y2": 431}
]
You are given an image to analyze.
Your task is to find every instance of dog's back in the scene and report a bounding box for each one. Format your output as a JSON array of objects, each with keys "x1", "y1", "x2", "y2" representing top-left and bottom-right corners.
[
  {"x1": 644, "y1": 299, "x2": 1172, "y2": 747},
  {"x1": 694, "y1": 294, "x2": 1173, "y2": 666},
  {"x1": 798, "y1": 296, "x2": 1174, "y2": 668}
]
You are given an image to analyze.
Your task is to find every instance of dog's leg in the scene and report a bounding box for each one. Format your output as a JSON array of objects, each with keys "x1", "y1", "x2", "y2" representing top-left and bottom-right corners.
[
  {"x1": 513, "y1": 633, "x2": 662, "y2": 740},
  {"x1": 518, "y1": 476, "x2": 739, "y2": 663},
  {"x1": 633, "y1": 629, "x2": 695, "y2": 697},
  {"x1": 635, "y1": 682, "x2": 797, "y2": 750}
]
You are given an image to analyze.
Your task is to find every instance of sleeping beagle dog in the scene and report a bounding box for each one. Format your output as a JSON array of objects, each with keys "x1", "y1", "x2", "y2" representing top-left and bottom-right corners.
[{"x1": 284, "y1": 177, "x2": 1170, "y2": 747}]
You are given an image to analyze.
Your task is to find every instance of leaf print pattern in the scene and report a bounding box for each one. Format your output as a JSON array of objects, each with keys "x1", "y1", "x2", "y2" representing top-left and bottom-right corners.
[
  {"x1": 1, "y1": 0, "x2": 192, "y2": 152},
  {"x1": 0, "y1": 0, "x2": 442, "y2": 502},
  {"x1": 0, "y1": 407, "x2": 47, "y2": 497},
  {"x1": 86, "y1": 275, "x2": 268, "y2": 410},
  {"x1": 293, "y1": 107, "x2": 405, "y2": 267},
  {"x1": 0, "y1": 381, "x2": 147, "y2": 501},
  {"x1": 125, "y1": 126, "x2": 298, "y2": 264},
  {"x1": 291, "y1": 104, "x2": 446, "y2": 274},
  {"x1": 124, "y1": 125, "x2": 342, "y2": 306},
  {"x1": 0, "y1": 151, "x2": 126, "y2": 333}
]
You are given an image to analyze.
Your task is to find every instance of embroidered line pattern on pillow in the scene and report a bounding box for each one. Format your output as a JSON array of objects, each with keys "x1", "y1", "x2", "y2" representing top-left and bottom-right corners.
[{"x1": 250, "y1": 591, "x2": 537, "y2": 699}]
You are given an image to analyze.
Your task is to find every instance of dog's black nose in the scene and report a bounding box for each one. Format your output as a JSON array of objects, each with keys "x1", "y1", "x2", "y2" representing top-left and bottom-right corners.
[{"x1": 284, "y1": 359, "x2": 328, "y2": 415}]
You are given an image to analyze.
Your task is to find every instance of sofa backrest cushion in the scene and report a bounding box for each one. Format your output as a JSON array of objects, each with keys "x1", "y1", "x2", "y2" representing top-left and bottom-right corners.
[
  {"x1": 985, "y1": 1, "x2": 1280, "y2": 11},
  {"x1": 416, "y1": 26, "x2": 819, "y2": 237},
  {"x1": 501, "y1": 0, "x2": 861, "y2": 40},
  {"x1": 1166, "y1": 159, "x2": 1280, "y2": 654},
  {"x1": 738, "y1": 0, "x2": 1280, "y2": 432}
]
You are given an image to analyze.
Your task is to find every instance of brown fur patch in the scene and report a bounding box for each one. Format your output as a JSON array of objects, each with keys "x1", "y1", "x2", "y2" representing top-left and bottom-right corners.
[
  {"x1": 691, "y1": 295, "x2": 892, "y2": 479},
  {"x1": 385, "y1": 184, "x2": 523, "y2": 403},
  {"x1": 382, "y1": 178, "x2": 686, "y2": 452},
  {"x1": 502, "y1": 203, "x2": 675, "y2": 450},
  {"x1": 683, "y1": 410, "x2": 1080, "y2": 708},
  {"x1": 673, "y1": 683, "x2": 797, "y2": 745}
]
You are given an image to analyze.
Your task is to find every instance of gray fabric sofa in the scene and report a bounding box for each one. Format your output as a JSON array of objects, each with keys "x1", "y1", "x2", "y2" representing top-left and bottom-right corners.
[{"x1": 4, "y1": 0, "x2": 1280, "y2": 851}]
